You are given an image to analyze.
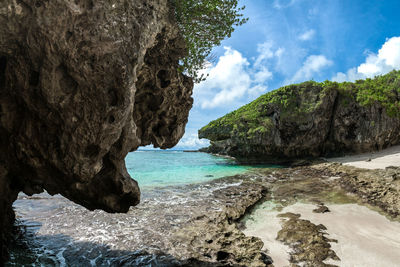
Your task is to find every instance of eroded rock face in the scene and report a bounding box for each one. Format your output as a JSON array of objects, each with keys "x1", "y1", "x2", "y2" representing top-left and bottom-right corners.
[
  {"x1": 199, "y1": 81, "x2": 400, "y2": 163},
  {"x1": 0, "y1": 0, "x2": 193, "y2": 262}
]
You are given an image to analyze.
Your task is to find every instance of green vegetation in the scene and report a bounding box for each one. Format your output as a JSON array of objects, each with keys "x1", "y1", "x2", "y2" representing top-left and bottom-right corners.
[
  {"x1": 172, "y1": 0, "x2": 248, "y2": 82},
  {"x1": 200, "y1": 70, "x2": 400, "y2": 139},
  {"x1": 353, "y1": 71, "x2": 400, "y2": 116},
  {"x1": 200, "y1": 80, "x2": 329, "y2": 138}
]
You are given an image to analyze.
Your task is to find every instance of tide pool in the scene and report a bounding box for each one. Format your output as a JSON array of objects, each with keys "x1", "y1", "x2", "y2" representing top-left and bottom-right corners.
[{"x1": 125, "y1": 151, "x2": 250, "y2": 188}]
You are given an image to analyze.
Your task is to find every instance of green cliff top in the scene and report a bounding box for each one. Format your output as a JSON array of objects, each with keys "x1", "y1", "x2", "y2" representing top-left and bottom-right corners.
[{"x1": 199, "y1": 70, "x2": 400, "y2": 141}]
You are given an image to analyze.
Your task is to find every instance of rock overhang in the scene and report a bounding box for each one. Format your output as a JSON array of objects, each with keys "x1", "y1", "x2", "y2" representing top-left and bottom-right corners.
[{"x1": 0, "y1": 0, "x2": 193, "y2": 262}]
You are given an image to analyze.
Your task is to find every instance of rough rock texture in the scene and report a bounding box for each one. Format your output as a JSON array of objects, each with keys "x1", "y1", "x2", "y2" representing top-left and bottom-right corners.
[
  {"x1": 199, "y1": 75, "x2": 400, "y2": 163},
  {"x1": 254, "y1": 162, "x2": 400, "y2": 220},
  {"x1": 0, "y1": 0, "x2": 193, "y2": 263},
  {"x1": 8, "y1": 176, "x2": 272, "y2": 266},
  {"x1": 324, "y1": 163, "x2": 400, "y2": 218},
  {"x1": 170, "y1": 181, "x2": 272, "y2": 266},
  {"x1": 277, "y1": 212, "x2": 339, "y2": 267}
]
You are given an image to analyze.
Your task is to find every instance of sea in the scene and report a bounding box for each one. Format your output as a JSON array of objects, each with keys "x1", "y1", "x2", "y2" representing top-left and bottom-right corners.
[{"x1": 127, "y1": 150, "x2": 251, "y2": 189}]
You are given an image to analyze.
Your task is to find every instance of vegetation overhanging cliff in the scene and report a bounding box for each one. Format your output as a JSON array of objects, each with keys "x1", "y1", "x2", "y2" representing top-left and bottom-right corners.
[{"x1": 199, "y1": 70, "x2": 400, "y2": 163}]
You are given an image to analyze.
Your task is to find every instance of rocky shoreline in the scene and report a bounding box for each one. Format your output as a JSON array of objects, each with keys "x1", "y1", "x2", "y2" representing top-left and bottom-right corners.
[
  {"x1": 8, "y1": 175, "x2": 271, "y2": 266},
  {"x1": 244, "y1": 162, "x2": 400, "y2": 266},
  {"x1": 7, "y1": 161, "x2": 400, "y2": 266},
  {"x1": 329, "y1": 163, "x2": 400, "y2": 218}
]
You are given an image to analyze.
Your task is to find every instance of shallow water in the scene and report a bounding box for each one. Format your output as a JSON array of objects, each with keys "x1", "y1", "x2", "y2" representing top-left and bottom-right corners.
[
  {"x1": 242, "y1": 201, "x2": 291, "y2": 267},
  {"x1": 7, "y1": 151, "x2": 263, "y2": 266},
  {"x1": 8, "y1": 182, "x2": 242, "y2": 266},
  {"x1": 126, "y1": 151, "x2": 250, "y2": 188}
]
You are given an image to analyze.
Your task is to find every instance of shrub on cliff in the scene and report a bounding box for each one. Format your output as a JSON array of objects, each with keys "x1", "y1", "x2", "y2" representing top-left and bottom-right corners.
[
  {"x1": 172, "y1": 0, "x2": 248, "y2": 82},
  {"x1": 200, "y1": 70, "x2": 400, "y2": 138}
]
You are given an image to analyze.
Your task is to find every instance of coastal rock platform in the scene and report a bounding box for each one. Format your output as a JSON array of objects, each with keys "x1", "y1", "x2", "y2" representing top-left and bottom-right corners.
[{"x1": 8, "y1": 161, "x2": 400, "y2": 266}]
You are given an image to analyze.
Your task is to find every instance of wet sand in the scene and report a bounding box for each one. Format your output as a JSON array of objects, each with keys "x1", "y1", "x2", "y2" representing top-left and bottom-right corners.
[{"x1": 242, "y1": 202, "x2": 290, "y2": 267}]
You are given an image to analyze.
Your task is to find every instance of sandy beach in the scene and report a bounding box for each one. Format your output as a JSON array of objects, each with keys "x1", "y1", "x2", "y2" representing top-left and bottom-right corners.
[
  {"x1": 284, "y1": 203, "x2": 400, "y2": 267},
  {"x1": 243, "y1": 147, "x2": 400, "y2": 267},
  {"x1": 327, "y1": 145, "x2": 400, "y2": 169},
  {"x1": 245, "y1": 202, "x2": 400, "y2": 267}
]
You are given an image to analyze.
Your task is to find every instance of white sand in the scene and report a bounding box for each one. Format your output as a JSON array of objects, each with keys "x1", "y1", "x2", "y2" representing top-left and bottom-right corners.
[
  {"x1": 243, "y1": 202, "x2": 291, "y2": 267},
  {"x1": 327, "y1": 145, "x2": 400, "y2": 169},
  {"x1": 285, "y1": 203, "x2": 400, "y2": 267},
  {"x1": 245, "y1": 202, "x2": 400, "y2": 267}
]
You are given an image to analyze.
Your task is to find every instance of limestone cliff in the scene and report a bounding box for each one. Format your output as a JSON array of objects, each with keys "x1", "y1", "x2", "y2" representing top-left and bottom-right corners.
[
  {"x1": 199, "y1": 71, "x2": 400, "y2": 163},
  {"x1": 0, "y1": 0, "x2": 193, "y2": 262}
]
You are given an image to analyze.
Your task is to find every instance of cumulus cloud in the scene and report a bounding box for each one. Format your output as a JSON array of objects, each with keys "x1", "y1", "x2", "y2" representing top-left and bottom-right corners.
[
  {"x1": 275, "y1": 47, "x2": 285, "y2": 58},
  {"x1": 194, "y1": 47, "x2": 251, "y2": 109},
  {"x1": 194, "y1": 46, "x2": 276, "y2": 109},
  {"x1": 333, "y1": 36, "x2": 400, "y2": 82},
  {"x1": 289, "y1": 55, "x2": 333, "y2": 83},
  {"x1": 175, "y1": 133, "x2": 209, "y2": 149},
  {"x1": 298, "y1": 29, "x2": 316, "y2": 41},
  {"x1": 248, "y1": 84, "x2": 268, "y2": 96}
]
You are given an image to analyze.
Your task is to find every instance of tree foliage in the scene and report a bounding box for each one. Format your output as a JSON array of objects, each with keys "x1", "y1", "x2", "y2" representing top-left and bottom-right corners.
[{"x1": 172, "y1": 0, "x2": 248, "y2": 83}]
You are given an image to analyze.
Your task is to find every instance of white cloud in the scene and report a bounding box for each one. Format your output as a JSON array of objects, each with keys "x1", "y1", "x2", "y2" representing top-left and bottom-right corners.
[
  {"x1": 255, "y1": 42, "x2": 275, "y2": 67},
  {"x1": 273, "y1": 0, "x2": 298, "y2": 9},
  {"x1": 195, "y1": 47, "x2": 251, "y2": 109},
  {"x1": 175, "y1": 133, "x2": 209, "y2": 149},
  {"x1": 289, "y1": 55, "x2": 333, "y2": 83},
  {"x1": 275, "y1": 47, "x2": 285, "y2": 58},
  {"x1": 298, "y1": 29, "x2": 316, "y2": 41},
  {"x1": 194, "y1": 46, "x2": 275, "y2": 109},
  {"x1": 333, "y1": 36, "x2": 400, "y2": 82},
  {"x1": 248, "y1": 85, "x2": 268, "y2": 96},
  {"x1": 254, "y1": 66, "x2": 273, "y2": 83}
]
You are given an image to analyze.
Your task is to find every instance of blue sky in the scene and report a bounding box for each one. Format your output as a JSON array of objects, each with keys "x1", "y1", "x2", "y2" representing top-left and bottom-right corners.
[{"x1": 170, "y1": 0, "x2": 400, "y2": 150}]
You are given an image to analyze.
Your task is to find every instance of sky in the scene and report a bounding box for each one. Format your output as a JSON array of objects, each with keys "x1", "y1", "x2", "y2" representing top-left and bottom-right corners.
[{"x1": 164, "y1": 0, "x2": 400, "y2": 150}]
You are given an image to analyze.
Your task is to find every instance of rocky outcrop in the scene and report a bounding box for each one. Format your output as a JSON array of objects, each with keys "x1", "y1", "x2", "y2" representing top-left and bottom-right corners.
[
  {"x1": 0, "y1": 0, "x2": 193, "y2": 262},
  {"x1": 277, "y1": 212, "x2": 340, "y2": 266},
  {"x1": 171, "y1": 181, "x2": 271, "y2": 266},
  {"x1": 9, "y1": 175, "x2": 272, "y2": 266},
  {"x1": 199, "y1": 72, "x2": 400, "y2": 163},
  {"x1": 326, "y1": 163, "x2": 400, "y2": 218}
]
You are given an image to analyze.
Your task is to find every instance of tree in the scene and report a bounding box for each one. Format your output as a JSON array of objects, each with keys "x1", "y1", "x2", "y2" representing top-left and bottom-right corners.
[{"x1": 173, "y1": 0, "x2": 248, "y2": 83}]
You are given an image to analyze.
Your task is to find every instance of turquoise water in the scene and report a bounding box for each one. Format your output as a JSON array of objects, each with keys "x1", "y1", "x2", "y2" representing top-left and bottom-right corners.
[{"x1": 125, "y1": 151, "x2": 250, "y2": 188}]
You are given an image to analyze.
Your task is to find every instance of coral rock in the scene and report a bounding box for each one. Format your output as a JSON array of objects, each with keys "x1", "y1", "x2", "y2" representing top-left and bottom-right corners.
[{"x1": 0, "y1": 0, "x2": 193, "y2": 262}]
